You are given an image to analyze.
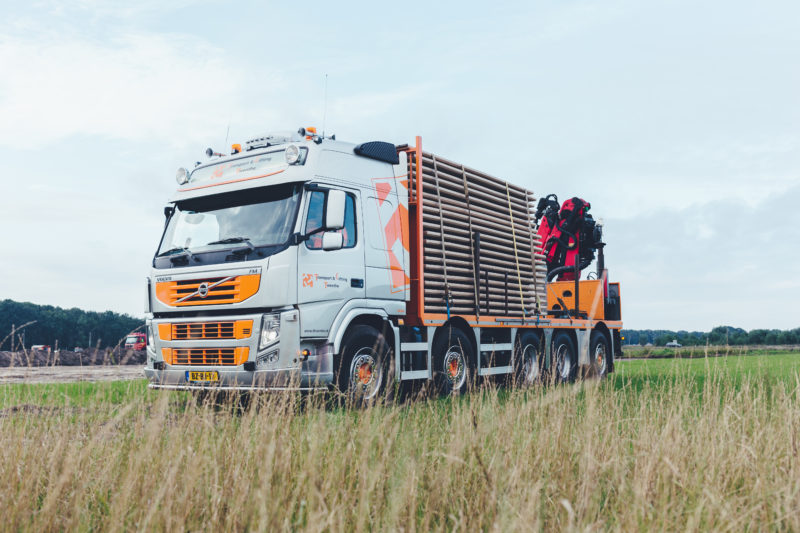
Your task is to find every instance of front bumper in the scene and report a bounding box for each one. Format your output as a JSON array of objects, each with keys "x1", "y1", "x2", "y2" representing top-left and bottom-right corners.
[
  {"x1": 143, "y1": 366, "x2": 332, "y2": 391},
  {"x1": 144, "y1": 309, "x2": 333, "y2": 391}
]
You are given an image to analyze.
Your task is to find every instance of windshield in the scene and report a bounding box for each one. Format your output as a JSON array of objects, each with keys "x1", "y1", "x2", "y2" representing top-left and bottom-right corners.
[
  {"x1": 125, "y1": 336, "x2": 141, "y2": 344},
  {"x1": 156, "y1": 184, "x2": 301, "y2": 261}
]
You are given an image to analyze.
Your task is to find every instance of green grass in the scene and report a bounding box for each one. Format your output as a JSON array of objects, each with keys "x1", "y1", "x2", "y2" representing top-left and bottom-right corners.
[
  {"x1": 4, "y1": 351, "x2": 798, "y2": 410},
  {"x1": 614, "y1": 352, "x2": 800, "y2": 392},
  {"x1": 0, "y1": 379, "x2": 150, "y2": 409}
]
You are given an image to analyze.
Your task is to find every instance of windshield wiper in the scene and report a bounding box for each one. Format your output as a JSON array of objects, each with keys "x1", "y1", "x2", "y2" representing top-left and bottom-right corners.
[
  {"x1": 207, "y1": 237, "x2": 253, "y2": 247},
  {"x1": 156, "y1": 246, "x2": 193, "y2": 258},
  {"x1": 208, "y1": 237, "x2": 256, "y2": 256}
]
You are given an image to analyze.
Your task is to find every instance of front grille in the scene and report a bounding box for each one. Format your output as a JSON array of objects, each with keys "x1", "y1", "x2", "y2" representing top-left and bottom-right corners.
[
  {"x1": 155, "y1": 274, "x2": 260, "y2": 307},
  {"x1": 162, "y1": 347, "x2": 249, "y2": 366},
  {"x1": 174, "y1": 321, "x2": 234, "y2": 339},
  {"x1": 158, "y1": 320, "x2": 253, "y2": 341}
]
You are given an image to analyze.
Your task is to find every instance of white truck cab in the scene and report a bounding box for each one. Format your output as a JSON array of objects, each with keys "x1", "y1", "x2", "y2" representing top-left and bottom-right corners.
[{"x1": 144, "y1": 129, "x2": 410, "y2": 392}]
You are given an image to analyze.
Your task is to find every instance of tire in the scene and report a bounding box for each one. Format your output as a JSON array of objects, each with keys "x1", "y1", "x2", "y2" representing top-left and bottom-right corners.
[
  {"x1": 432, "y1": 326, "x2": 473, "y2": 396},
  {"x1": 513, "y1": 331, "x2": 544, "y2": 387},
  {"x1": 589, "y1": 330, "x2": 611, "y2": 379},
  {"x1": 336, "y1": 324, "x2": 394, "y2": 405},
  {"x1": 552, "y1": 331, "x2": 577, "y2": 384}
]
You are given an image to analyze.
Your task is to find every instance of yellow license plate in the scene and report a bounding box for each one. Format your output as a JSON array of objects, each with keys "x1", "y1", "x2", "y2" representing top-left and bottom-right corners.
[{"x1": 186, "y1": 371, "x2": 219, "y2": 383}]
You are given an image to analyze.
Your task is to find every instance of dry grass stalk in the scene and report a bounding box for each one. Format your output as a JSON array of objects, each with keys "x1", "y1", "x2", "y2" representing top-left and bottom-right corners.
[{"x1": 0, "y1": 367, "x2": 798, "y2": 531}]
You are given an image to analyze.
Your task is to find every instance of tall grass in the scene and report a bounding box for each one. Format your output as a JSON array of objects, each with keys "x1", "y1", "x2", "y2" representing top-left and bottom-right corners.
[{"x1": 1, "y1": 360, "x2": 799, "y2": 531}]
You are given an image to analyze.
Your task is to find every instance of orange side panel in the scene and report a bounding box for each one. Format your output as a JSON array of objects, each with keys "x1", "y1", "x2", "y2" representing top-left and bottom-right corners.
[
  {"x1": 162, "y1": 348, "x2": 173, "y2": 364},
  {"x1": 234, "y1": 347, "x2": 250, "y2": 366},
  {"x1": 158, "y1": 324, "x2": 172, "y2": 341},
  {"x1": 234, "y1": 320, "x2": 254, "y2": 340},
  {"x1": 547, "y1": 280, "x2": 605, "y2": 320}
]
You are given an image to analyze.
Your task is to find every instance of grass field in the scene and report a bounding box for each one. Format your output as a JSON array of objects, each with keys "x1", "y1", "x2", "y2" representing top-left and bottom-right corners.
[{"x1": 1, "y1": 352, "x2": 799, "y2": 531}]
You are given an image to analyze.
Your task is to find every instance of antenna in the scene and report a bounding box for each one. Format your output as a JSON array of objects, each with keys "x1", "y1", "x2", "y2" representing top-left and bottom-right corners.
[
  {"x1": 224, "y1": 123, "x2": 230, "y2": 146},
  {"x1": 322, "y1": 74, "x2": 328, "y2": 137}
]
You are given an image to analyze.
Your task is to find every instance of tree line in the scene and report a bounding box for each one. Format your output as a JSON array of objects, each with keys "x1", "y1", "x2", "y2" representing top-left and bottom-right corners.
[
  {"x1": 0, "y1": 299, "x2": 143, "y2": 350},
  {"x1": 622, "y1": 326, "x2": 800, "y2": 347}
]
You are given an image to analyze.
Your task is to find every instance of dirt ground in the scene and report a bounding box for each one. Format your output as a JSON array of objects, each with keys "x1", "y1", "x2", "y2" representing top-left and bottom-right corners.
[
  {"x1": 0, "y1": 365, "x2": 145, "y2": 384},
  {"x1": 0, "y1": 349, "x2": 146, "y2": 368}
]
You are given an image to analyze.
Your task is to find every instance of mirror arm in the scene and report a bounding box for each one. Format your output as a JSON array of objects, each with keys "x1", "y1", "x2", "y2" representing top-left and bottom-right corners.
[{"x1": 292, "y1": 227, "x2": 331, "y2": 245}]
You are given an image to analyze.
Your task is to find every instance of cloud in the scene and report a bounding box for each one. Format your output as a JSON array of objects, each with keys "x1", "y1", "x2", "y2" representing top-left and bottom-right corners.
[
  {"x1": 606, "y1": 185, "x2": 800, "y2": 330},
  {"x1": 0, "y1": 31, "x2": 245, "y2": 149}
]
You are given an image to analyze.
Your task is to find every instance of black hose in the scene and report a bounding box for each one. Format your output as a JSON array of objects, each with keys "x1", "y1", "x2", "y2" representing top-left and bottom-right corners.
[{"x1": 546, "y1": 258, "x2": 593, "y2": 282}]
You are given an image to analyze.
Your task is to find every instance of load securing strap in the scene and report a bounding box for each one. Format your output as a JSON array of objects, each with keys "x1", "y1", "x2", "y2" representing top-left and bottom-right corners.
[
  {"x1": 506, "y1": 183, "x2": 526, "y2": 316},
  {"x1": 431, "y1": 155, "x2": 452, "y2": 318},
  {"x1": 460, "y1": 164, "x2": 480, "y2": 318}
]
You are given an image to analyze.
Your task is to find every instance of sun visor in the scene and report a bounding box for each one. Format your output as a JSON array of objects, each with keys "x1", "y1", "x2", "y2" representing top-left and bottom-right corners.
[{"x1": 353, "y1": 141, "x2": 399, "y2": 165}]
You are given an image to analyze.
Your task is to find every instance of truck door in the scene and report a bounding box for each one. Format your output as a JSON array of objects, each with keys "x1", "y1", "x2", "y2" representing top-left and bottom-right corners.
[{"x1": 297, "y1": 187, "x2": 366, "y2": 337}]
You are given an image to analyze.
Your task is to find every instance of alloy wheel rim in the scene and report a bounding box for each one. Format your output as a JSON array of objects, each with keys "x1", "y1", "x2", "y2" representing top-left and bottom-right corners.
[
  {"x1": 594, "y1": 342, "x2": 607, "y2": 375},
  {"x1": 556, "y1": 344, "x2": 571, "y2": 380},
  {"x1": 443, "y1": 346, "x2": 467, "y2": 389},
  {"x1": 521, "y1": 344, "x2": 539, "y2": 383},
  {"x1": 349, "y1": 347, "x2": 383, "y2": 401}
]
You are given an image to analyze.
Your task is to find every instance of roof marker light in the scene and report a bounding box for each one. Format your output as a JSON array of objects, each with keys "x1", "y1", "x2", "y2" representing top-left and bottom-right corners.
[
  {"x1": 176, "y1": 167, "x2": 190, "y2": 185},
  {"x1": 231, "y1": 143, "x2": 241, "y2": 154}
]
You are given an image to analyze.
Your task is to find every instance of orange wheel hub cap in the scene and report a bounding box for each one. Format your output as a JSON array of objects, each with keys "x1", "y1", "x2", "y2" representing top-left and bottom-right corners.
[
  {"x1": 448, "y1": 359, "x2": 459, "y2": 377},
  {"x1": 358, "y1": 363, "x2": 372, "y2": 384}
]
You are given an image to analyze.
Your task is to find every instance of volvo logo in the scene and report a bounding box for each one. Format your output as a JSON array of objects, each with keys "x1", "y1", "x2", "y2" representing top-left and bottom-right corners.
[
  {"x1": 197, "y1": 282, "x2": 210, "y2": 298},
  {"x1": 174, "y1": 276, "x2": 234, "y2": 304}
]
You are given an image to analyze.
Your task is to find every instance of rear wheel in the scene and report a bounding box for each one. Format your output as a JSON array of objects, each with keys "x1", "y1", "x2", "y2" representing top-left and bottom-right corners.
[
  {"x1": 432, "y1": 326, "x2": 473, "y2": 396},
  {"x1": 589, "y1": 330, "x2": 610, "y2": 379},
  {"x1": 513, "y1": 331, "x2": 543, "y2": 387},
  {"x1": 552, "y1": 331, "x2": 577, "y2": 384},
  {"x1": 336, "y1": 324, "x2": 394, "y2": 405}
]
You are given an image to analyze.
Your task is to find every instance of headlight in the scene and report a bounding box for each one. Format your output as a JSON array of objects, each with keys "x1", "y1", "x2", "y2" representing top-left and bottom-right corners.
[
  {"x1": 285, "y1": 144, "x2": 300, "y2": 165},
  {"x1": 259, "y1": 314, "x2": 280, "y2": 350},
  {"x1": 176, "y1": 167, "x2": 190, "y2": 185}
]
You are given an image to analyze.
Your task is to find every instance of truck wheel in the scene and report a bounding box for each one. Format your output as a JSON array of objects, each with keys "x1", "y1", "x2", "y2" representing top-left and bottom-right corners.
[
  {"x1": 432, "y1": 326, "x2": 473, "y2": 396},
  {"x1": 513, "y1": 331, "x2": 543, "y2": 387},
  {"x1": 552, "y1": 331, "x2": 577, "y2": 384},
  {"x1": 589, "y1": 330, "x2": 610, "y2": 379},
  {"x1": 337, "y1": 324, "x2": 394, "y2": 405}
]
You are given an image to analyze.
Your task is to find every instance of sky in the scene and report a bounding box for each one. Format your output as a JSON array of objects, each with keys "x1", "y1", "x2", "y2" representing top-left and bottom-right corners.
[{"x1": 1, "y1": 0, "x2": 798, "y2": 330}]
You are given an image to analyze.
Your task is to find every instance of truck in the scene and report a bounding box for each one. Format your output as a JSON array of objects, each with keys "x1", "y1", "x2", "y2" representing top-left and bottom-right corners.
[
  {"x1": 143, "y1": 128, "x2": 623, "y2": 400},
  {"x1": 124, "y1": 332, "x2": 147, "y2": 351}
]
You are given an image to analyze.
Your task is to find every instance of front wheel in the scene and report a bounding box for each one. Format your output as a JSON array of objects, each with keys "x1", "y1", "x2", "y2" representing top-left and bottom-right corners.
[{"x1": 336, "y1": 324, "x2": 394, "y2": 405}]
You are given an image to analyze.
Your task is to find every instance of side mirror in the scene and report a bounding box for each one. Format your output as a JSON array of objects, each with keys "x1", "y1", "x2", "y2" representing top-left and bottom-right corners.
[
  {"x1": 325, "y1": 190, "x2": 346, "y2": 230},
  {"x1": 322, "y1": 232, "x2": 344, "y2": 251}
]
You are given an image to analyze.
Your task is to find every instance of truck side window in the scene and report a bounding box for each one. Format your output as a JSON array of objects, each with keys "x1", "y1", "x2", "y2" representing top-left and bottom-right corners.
[{"x1": 305, "y1": 191, "x2": 357, "y2": 250}]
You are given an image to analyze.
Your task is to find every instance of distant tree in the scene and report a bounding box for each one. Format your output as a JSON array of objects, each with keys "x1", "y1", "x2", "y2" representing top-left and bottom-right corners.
[
  {"x1": 655, "y1": 334, "x2": 673, "y2": 347},
  {"x1": 764, "y1": 330, "x2": 780, "y2": 345},
  {"x1": 0, "y1": 299, "x2": 143, "y2": 350}
]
